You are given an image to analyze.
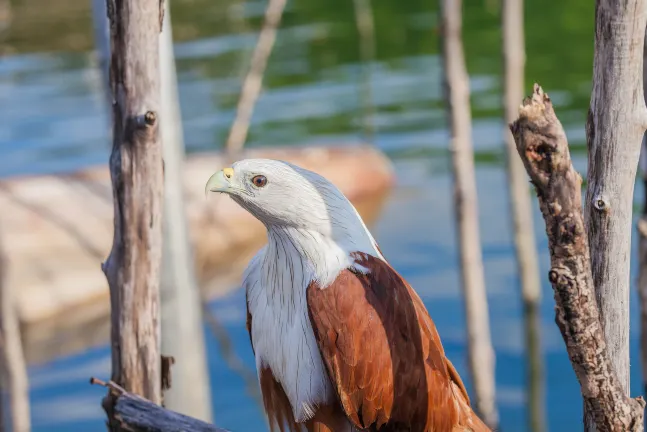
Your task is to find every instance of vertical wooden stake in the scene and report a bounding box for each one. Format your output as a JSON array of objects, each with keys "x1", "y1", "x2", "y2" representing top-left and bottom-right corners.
[
  {"x1": 224, "y1": 0, "x2": 286, "y2": 153},
  {"x1": 158, "y1": 3, "x2": 213, "y2": 422},
  {"x1": 440, "y1": 0, "x2": 498, "y2": 428},
  {"x1": 637, "y1": 28, "x2": 647, "y2": 399},
  {"x1": 352, "y1": 0, "x2": 376, "y2": 143},
  {"x1": 584, "y1": 3, "x2": 647, "y2": 428},
  {"x1": 0, "y1": 240, "x2": 30, "y2": 432},
  {"x1": 501, "y1": 0, "x2": 545, "y2": 430},
  {"x1": 102, "y1": 0, "x2": 165, "y2": 417}
]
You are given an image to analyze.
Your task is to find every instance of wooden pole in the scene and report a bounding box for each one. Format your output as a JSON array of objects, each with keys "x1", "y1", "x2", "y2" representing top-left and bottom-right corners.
[
  {"x1": 102, "y1": 0, "x2": 165, "y2": 421},
  {"x1": 501, "y1": 0, "x2": 545, "y2": 430},
  {"x1": 440, "y1": 0, "x2": 498, "y2": 428},
  {"x1": 91, "y1": 0, "x2": 111, "y2": 113},
  {"x1": 158, "y1": 4, "x2": 213, "y2": 422},
  {"x1": 224, "y1": 0, "x2": 286, "y2": 153},
  {"x1": 0, "y1": 236, "x2": 30, "y2": 432},
  {"x1": 638, "y1": 29, "x2": 647, "y2": 400},
  {"x1": 584, "y1": 3, "x2": 647, "y2": 426},
  {"x1": 352, "y1": 0, "x2": 376, "y2": 143},
  {"x1": 511, "y1": 83, "x2": 645, "y2": 432}
]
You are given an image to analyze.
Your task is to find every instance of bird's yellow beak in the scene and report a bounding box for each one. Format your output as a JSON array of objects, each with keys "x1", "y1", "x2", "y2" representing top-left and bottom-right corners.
[{"x1": 205, "y1": 167, "x2": 235, "y2": 197}]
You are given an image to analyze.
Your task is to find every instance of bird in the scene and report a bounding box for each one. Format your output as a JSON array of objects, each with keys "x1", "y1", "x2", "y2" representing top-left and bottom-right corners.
[{"x1": 205, "y1": 159, "x2": 491, "y2": 432}]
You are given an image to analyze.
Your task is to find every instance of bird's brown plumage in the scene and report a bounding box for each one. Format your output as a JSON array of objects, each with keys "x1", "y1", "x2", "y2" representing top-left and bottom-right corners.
[{"x1": 247, "y1": 251, "x2": 491, "y2": 432}]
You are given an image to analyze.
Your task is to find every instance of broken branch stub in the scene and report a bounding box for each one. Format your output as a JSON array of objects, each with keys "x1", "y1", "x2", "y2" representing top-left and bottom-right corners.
[{"x1": 509, "y1": 84, "x2": 645, "y2": 432}]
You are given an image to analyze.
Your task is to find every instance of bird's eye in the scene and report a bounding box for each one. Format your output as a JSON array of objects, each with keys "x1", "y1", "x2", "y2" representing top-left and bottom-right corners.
[{"x1": 251, "y1": 175, "x2": 267, "y2": 188}]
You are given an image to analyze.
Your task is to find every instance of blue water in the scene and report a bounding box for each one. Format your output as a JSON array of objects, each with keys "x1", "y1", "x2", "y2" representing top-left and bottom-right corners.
[{"x1": 3, "y1": 0, "x2": 643, "y2": 430}]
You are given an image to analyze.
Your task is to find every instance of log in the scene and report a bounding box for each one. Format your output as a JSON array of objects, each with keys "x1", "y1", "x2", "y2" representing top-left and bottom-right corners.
[
  {"x1": 585, "y1": 0, "x2": 647, "y2": 402},
  {"x1": 510, "y1": 83, "x2": 645, "y2": 432},
  {"x1": 91, "y1": 379, "x2": 229, "y2": 432},
  {"x1": 440, "y1": 0, "x2": 498, "y2": 427},
  {"x1": 501, "y1": 0, "x2": 545, "y2": 430},
  {"x1": 0, "y1": 145, "x2": 393, "y2": 365},
  {"x1": 102, "y1": 0, "x2": 165, "y2": 414}
]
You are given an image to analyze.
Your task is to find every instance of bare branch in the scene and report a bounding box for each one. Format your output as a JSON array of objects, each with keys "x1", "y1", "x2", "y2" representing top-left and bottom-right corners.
[
  {"x1": 225, "y1": 0, "x2": 287, "y2": 152},
  {"x1": 90, "y1": 378, "x2": 229, "y2": 432},
  {"x1": 510, "y1": 84, "x2": 645, "y2": 432}
]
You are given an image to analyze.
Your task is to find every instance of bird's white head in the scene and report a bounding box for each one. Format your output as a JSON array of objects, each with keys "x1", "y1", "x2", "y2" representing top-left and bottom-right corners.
[
  {"x1": 205, "y1": 159, "x2": 382, "y2": 278},
  {"x1": 205, "y1": 159, "x2": 340, "y2": 230}
]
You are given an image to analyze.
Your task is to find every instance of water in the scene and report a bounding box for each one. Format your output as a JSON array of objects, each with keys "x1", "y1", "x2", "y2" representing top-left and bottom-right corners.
[{"x1": 2, "y1": 0, "x2": 640, "y2": 430}]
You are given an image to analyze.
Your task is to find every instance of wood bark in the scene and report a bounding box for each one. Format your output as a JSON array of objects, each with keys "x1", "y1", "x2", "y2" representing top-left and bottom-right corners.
[
  {"x1": 158, "y1": 4, "x2": 213, "y2": 421},
  {"x1": 225, "y1": 0, "x2": 287, "y2": 152},
  {"x1": 102, "y1": 0, "x2": 165, "y2": 420},
  {"x1": 510, "y1": 84, "x2": 645, "y2": 432},
  {"x1": 501, "y1": 0, "x2": 545, "y2": 430},
  {"x1": 91, "y1": 379, "x2": 229, "y2": 432},
  {"x1": 584, "y1": 2, "x2": 647, "y2": 411},
  {"x1": 440, "y1": 0, "x2": 498, "y2": 428},
  {"x1": 0, "y1": 236, "x2": 30, "y2": 432}
]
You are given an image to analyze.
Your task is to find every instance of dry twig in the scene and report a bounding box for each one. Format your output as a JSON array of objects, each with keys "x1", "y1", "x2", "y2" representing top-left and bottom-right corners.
[{"x1": 509, "y1": 84, "x2": 645, "y2": 432}]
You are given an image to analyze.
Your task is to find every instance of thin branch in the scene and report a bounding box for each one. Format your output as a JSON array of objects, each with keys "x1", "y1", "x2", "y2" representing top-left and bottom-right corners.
[
  {"x1": 202, "y1": 303, "x2": 262, "y2": 408},
  {"x1": 90, "y1": 378, "x2": 229, "y2": 432},
  {"x1": 224, "y1": 0, "x2": 287, "y2": 153},
  {"x1": 510, "y1": 83, "x2": 645, "y2": 432}
]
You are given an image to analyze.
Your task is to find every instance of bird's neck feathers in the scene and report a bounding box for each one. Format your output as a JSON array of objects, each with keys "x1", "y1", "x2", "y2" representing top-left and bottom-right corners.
[{"x1": 262, "y1": 202, "x2": 383, "y2": 293}]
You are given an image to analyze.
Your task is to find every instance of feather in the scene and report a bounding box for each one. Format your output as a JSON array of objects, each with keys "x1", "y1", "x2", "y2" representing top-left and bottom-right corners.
[{"x1": 306, "y1": 252, "x2": 491, "y2": 432}]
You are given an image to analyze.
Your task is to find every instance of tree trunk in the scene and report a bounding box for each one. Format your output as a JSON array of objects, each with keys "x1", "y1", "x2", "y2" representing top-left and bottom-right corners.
[
  {"x1": 0, "y1": 238, "x2": 30, "y2": 432},
  {"x1": 440, "y1": 0, "x2": 498, "y2": 428},
  {"x1": 584, "y1": 1, "x2": 647, "y2": 427},
  {"x1": 158, "y1": 4, "x2": 213, "y2": 422},
  {"x1": 102, "y1": 0, "x2": 165, "y2": 419},
  {"x1": 501, "y1": 0, "x2": 545, "y2": 430},
  {"x1": 225, "y1": 0, "x2": 287, "y2": 153},
  {"x1": 637, "y1": 28, "x2": 647, "y2": 401},
  {"x1": 511, "y1": 83, "x2": 645, "y2": 432}
]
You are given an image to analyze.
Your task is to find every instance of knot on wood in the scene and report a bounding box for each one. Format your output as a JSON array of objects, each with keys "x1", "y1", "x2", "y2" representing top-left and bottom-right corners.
[
  {"x1": 144, "y1": 111, "x2": 157, "y2": 126},
  {"x1": 593, "y1": 194, "x2": 609, "y2": 213},
  {"x1": 549, "y1": 269, "x2": 559, "y2": 284}
]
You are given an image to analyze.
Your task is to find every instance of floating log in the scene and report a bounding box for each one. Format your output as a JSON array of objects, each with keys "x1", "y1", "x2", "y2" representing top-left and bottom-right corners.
[{"x1": 0, "y1": 145, "x2": 393, "y2": 364}]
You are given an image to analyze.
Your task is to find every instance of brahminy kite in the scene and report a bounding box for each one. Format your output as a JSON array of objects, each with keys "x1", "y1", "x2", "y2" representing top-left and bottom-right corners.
[{"x1": 206, "y1": 159, "x2": 491, "y2": 432}]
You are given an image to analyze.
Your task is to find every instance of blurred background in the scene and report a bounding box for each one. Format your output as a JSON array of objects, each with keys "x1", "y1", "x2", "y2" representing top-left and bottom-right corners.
[{"x1": 0, "y1": 0, "x2": 636, "y2": 431}]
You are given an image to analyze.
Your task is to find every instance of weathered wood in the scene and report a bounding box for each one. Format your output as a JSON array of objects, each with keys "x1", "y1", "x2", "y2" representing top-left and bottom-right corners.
[
  {"x1": 158, "y1": 4, "x2": 213, "y2": 421},
  {"x1": 224, "y1": 0, "x2": 286, "y2": 152},
  {"x1": 501, "y1": 0, "x2": 545, "y2": 430},
  {"x1": 638, "y1": 29, "x2": 647, "y2": 400},
  {"x1": 91, "y1": 0, "x2": 110, "y2": 116},
  {"x1": 91, "y1": 379, "x2": 229, "y2": 432},
  {"x1": 510, "y1": 84, "x2": 645, "y2": 432},
  {"x1": 102, "y1": 0, "x2": 165, "y2": 415},
  {"x1": 584, "y1": 1, "x2": 647, "y2": 410},
  {"x1": 0, "y1": 233, "x2": 30, "y2": 432},
  {"x1": 440, "y1": 0, "x2": 498, "y2": 427}
]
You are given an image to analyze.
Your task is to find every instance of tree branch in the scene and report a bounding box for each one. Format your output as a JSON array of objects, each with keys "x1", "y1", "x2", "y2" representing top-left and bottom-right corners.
[
  {"x1": 91, "y1": 378, "x2": 230, "y2": 432},
  {"x1": 509, "y1": 84, "x2": 645, "y2": 432}
]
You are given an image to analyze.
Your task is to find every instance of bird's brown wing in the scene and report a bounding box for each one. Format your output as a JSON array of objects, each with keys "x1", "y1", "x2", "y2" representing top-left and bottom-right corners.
[{"x1": 306, "y1": 252, "x2": 489, "y2": 432}]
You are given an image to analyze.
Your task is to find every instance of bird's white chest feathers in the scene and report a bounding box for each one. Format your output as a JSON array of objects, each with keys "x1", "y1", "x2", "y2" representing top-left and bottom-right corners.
[
  {"x1": 244, "y1": 237, "x2": 340, "y2": 422},
  {"x1": 243, "y1": 211, "x2": 384, "y2": 422}
]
